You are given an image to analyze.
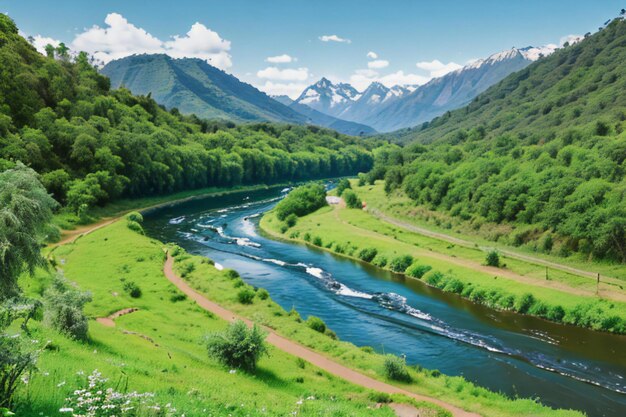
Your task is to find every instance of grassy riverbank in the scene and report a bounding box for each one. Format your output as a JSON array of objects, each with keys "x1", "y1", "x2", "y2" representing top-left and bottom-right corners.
[
  {"x1": 17, "y1": 212, "x2": 583, "y2": 416},
  {"x1": 19, "y1": 220, "x2": 428, "y2": 417},
  {"x1": 259, "y1": 188, "x2": 626, "y2": 334}
]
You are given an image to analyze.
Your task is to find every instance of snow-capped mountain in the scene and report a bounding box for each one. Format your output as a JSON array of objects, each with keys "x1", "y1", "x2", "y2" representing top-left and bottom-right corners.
[
  {"x1": 294, "y1": 78, "x2": 414, "y2": 122},
  {"x1": 295, "y1": 78, "x2": 361, "y2": 116}
]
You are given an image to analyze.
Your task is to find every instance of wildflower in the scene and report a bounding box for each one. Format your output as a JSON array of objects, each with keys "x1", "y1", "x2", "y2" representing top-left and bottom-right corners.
[
  {"x1": 229, "y1": 369, "x2": 236, "y2": 374},
  {"x1": 59, "y1": 408, "x2": 73, "y2": 413}
]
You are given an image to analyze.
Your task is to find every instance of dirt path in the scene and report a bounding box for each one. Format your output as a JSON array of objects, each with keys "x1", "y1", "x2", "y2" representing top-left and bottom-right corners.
[
  {"x1": 96, "y1": 308, "x2": 139, "y2": 327},
  {"x1": 352, "y1": 209, "x2": 626, "y2": 302},
  {"x1": 53, "y1": 217, "x2": 119, "y2": 247},
  {"x1": 163, "y1": 254, "x2": 479, "y2": 417},
  {"x1": 370, "y1": 208, "x2": 623, "y2": 285}
]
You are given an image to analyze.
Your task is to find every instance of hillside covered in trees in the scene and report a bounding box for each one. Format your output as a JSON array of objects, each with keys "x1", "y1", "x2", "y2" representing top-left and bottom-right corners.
[
  {"x1": 0, "y1": 15, "x2": 375, "y2": 214},
  {"x1": 372, "y1": 18, "x2": 626, "y2": 262}
]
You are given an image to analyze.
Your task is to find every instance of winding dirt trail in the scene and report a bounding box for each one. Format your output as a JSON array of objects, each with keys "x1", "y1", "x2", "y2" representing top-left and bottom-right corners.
[
  {"x1": 163, "y1": 254, "x2": 480, "y2": 417},
  {"x1": 96, "y1": 308, "x2": 139, "y2": 327}
]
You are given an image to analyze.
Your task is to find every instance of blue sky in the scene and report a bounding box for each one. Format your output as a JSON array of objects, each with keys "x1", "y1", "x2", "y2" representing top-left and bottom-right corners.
[{"x1": 3, "y1": 1, "x2": 623, "y2": 97}]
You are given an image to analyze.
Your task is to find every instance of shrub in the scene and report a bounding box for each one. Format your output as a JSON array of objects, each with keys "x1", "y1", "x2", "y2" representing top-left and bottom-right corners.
[
  {"x1": 180, "y1": 261, "x2": 196, "y2": 277},
  {"x1": 546, "y1": 305, "x2": 566, "y2": 321},
  {"x1": 303, "y1": 232, "x2": 311, "y2": 242},
  {"x1": 515, "y1": 293, "x2": 536, "y2": 314},
  {"x1": 43, "y1": 275, "x2": 92, "y2": 340},
  {"x1": 343, "y1": 189, "x2": 362, "y2": 209},
  {"x1": 358, "y1": 247, "x2": 378, "y2": 262},
  {"x1": 275, "y1": 184, "x2": 327, "y2": 220},
  {"x1": 312, "y1": 236, "x2": 323, "y2": 246},
  {"x1": 233, "y1": 278, "x2": 245, "y2": 288},
  {"x1": 170, "y1": 293, "x2": 187, "y2": 303},
  {"x1": 485, "y1": 250, "x2": 500, "y2": 267},
  {"x1": 257, "y1": 288, "x2": 270, "y2": 300},
  {"x1": 306, "y1": 316, "x2": 326, "y2": 333},
  {"x1": 405, "y1": 263, "x2": 432, "y2": 279},
  {"x1": 237, "y1": 288, "x2": 255, "y2": 304},
  {"x1": 206, "y1": 320, "x2": 268, "y2": 371},
  {"x1": 372, "y1": 254, "x2": 388, "y2": 268},
  {"x1": 123, "y1": 281, "x2": 142, "y2": 298},
  {"x1": 226, "y1": 269, "x2": 240, "y2": 279},
  {"x1": 383, "y1": 355, "x2": 412, "y2": 382},
  {"x1": 389, "y1": 255, "x2": 414, "y2": 273},
  {"x1": 126, "y1": 211, "x2": 143, "y2": 223},
  {"x1": 368, "y1": 392, "x2": 392, "y2": 403},
  {"x1": 126, "y1": 220, "x2": 144, "y2": 234},
  {"x1": 285, "y1": 213, "x2": 298, "y2": 228},
  {"x1": 335, "y1": 178, "x2": 351, "y2": 196},
  {"x1": 425, "y1": 271, "x2": 444, "y2": 286}
]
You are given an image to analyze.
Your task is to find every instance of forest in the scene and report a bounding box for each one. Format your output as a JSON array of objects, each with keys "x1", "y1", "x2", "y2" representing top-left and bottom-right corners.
[
  {"x1": 0, "y1": 14, "x2": 375, "y2": 217},
  {"x1": 368, "y1": 19, "x2": 626, "y2": 262}
]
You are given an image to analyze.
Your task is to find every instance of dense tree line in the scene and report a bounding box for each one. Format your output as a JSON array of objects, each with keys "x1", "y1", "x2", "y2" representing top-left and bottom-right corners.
[
  {"x1": 367, "y1": 22, "x2": 626, "y2": 263},
  {"x1": 0, "y1": 15, "x2": 374, "y2": 214}
]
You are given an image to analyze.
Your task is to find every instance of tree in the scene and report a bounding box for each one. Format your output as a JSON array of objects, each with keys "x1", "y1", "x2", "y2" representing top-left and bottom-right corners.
[
  {"x1": 0, "y1": 163, "x2": 56, "y2": 299},
  {"x1": 55, "y1": 42, "x2": 70, "y2": 61},
  {"x1": 206, "y1": 320, "x2": 268, "y2": 372},
  {"x1": 43, "y1": 274, "x2": 92, "y2": 340},
  {"x1": 44, "y1": 43, "x2": 55, "y2": 59},
  {"x1": 343, "y1": 189, "x2": 362, "y2": 209},
  {"x1": 486, "y1": 250, "x2": 501, "y2": 267}
]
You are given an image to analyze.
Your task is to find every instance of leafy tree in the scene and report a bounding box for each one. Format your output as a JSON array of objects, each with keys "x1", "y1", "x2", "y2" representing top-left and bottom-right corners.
[
  {"x1": 206, "y1": 320, "x2": 268, "y2": 372},
  {"x1": 275, "y1": 184, "x2": 327, "y2": 220},
  {"x1": 343, "y1": 189, "x2": 362, "y2": 209},
  {"x1": 335, "y1": 178, "x2": 351, "y2": 196},
  {"x1": 43, "y1": 275, "x2": 92, "y2": 340},
  {"x1": 44, "y1": 43, "x2": 55, "y2": 59},
  {"x1": 485, "y1": 251, "x2": 501, "y2": 267},
  {"x1": 0, "y1": 163, "x2": 56, "y2": 299}
]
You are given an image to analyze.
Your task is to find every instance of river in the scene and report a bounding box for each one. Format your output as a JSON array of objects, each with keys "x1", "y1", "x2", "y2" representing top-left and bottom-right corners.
[{"x1": 142, "y1": 184, "x2": 626, "y2": 417}]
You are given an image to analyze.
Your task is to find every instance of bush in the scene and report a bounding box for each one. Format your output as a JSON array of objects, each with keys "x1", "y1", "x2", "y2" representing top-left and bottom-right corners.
[
  {"x1": 336, "y1": 178, "x2": 351, "y2": 196},
  {"x1": 126, "y1": 211, "x2": 143, "y2": 223},
  {"x1": 343, "y1": 189, "x2": 362, "y2": 209},
  {"x1": 237, "y1": 288, "x2": 255, "y2": 304},
  {"x1": 389, "y1": 255, "x2": 414, "y2": 273},
  {"x1": 515, "y1": 293, "x2": 536, "y2": 314},
  {"x1": 312, "y1": 236, "x2": 323, "y2": 246},
  {"x1": 43, "y1": 275, "x2": 92, "y2": 340},
  {"x1": 383, "y1": 355, "x2": 412, "y2": 382},
  {"x1": 206, "y1": 320, "x2": 268, "y2": 371},
  {"x1": 257, "y1": 288, "x2": 269, "y2": 300},
  {"x1": 306, "y1": 316, "x2": 326, "y2": 333},
  {"x1": 405, "y1": 263, "x2": 432, "y2": 279},
  {"x1": 123, "y1": 281, "x2": 142, "y2": 298},
  {"x1": 358, "y1": 247, "x2": 378, "y2": 262},
  {"x1": 285, "y1": 213, "x2": 298, "y2": 228},
  {"x1": 372, "y1": 254, "x2": 388, "y2": 268},
  {"x1": 275, "y1": 184, "x2": 327, "y2": 220},
  {"x1": 226, "y1": 269, "x2": 240, "y2": 279},
  {"x1": 485, "y1": 250, "x2": 500, "y2": 267},
  {"x1": 126, "y1": 220, "x2": 144, "y2": 234}
]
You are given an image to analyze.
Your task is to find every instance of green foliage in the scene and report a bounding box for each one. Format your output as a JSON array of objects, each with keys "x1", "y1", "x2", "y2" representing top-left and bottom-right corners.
[
  {"x1": 126, "y1": 211, "x2": 143, "y2": 223},
  {"x1": 372, "y1": 254, "x2": 388, "y2": 268},
  {"x1": 485, "y1": 251, "x2": 501, "y2": 267},
  {"x1": 285, "y1": 213, "x2": 298, "y2": 228},
  {"x1": 237, "y1": 288, "x2": 255, "y2": 304},
  {"x1": 335, "y1": 178, "x2": 351, "y2": 196},
  {"x1": 343, "y1": 189, "x2": 362, "y2": 209},
  {"x1": 383, "y1": 355, "x2": 412, "y2": 382},
  {"x1": 0, "y1": 163, "x2": 57, "y2": 299},
  {"x1": 0, "y1": 332, "x2": 38, "y2": 408},
  {"x1": 256, "y1": 288, "x2": 270, "y2": 300},
  {"x1": 306, "y1": 316, "x2": 326, "y2": 333},
  {"x1": 378, "y1": 20, "x2": 626, "y2": 262},
  {"x1": 126, "y1": 220, "x2": 144, "y2": 234},
  {"x1": 0, "y1": 18, "x2": 375, "y2": 217},
  {"x1": 357, "y1": 247, "x2": 378, "y2": 262},
  {"x1": 389, "y1": 255, "x2": 414, "y2": 273},
  {"x1": 312, "y1": 236, "x2": 323, "y2": 246},
  {"x1": 43, "y1": 275, "x2": 92, "y2": 340},
  {"x1": 275, "y1": 184, "x2": 327, "y2": 221},
  {"x1": 123, "y1": 281, "x2": 142, "y2": 298},
  {"x1": 405, "y1": 263, "x2": 432, "y2": 279},
  {"x1": 206, "y1": 320, "x2": 268, "y2": 372}
]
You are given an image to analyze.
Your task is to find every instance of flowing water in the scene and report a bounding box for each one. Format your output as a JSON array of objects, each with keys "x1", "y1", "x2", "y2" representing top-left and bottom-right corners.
[{"x1": 142, "y1": 185, "x2": 626, "y2": 417}]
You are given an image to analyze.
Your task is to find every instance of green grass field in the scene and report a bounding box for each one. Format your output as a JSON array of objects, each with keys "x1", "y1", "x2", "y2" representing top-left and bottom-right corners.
[
  {"x1": 14, "y1": 214, "x2": 585, "y2": 416},
  {"x1": 259, "y1": 189, "x2": 626, "y2": 334},
  {"x1": 356, "y1": 181, "x2": 626, "y2": 282}
]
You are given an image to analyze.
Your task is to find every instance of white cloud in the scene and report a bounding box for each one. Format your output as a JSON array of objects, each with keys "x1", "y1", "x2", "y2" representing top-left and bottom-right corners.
[
  {"x1": 319, "y1": 34, "x2": 351, "y2": 43},
  {"x1": 257, "y1": 81, "x2": 308, "y2": 99},
  {"x1": 366, "y1": 51, "x2": 378, "y2": 59},
  {"x1": 257, "y1": 66, "x2": 309, "y2": 81},
  {"x1": 31, "y1": 35, "x2": 61, "y2": 55},
  {"x1": 416, "y1": 59, "x2": 462, "y2": 78},
  {"x1": 266, "y1": 54, "x2": 295, "y2": 63},
  {"x1": 70, "y1": 13, "x2": 232, "y2": 68},
  {"x1": 560, "y1": 34, "x2": 582, "y2": 46},
  {"x1": 367, "y1": 59, "x2": 389, "y2": 69},
  {"x1": 349, "y1": 69, "x2": 429, "y2": 91},
  {"x1": 164, "y1": 22, "x2": 232, "y2": 68}
]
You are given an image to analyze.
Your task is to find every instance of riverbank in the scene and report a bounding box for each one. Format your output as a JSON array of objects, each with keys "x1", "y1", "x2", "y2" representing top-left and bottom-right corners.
[
  {"x1": 23, "y1": 220, "x2": 436, "y2": 417},
  {"x1": 259, "y1": 199, "x2": 626, "y2": 334}
]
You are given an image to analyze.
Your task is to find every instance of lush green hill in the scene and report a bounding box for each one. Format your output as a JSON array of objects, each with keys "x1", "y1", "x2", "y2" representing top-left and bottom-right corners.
[
  {"x1": 101, "y1": 54, "x2": 307, "y2": 123},
  {"x1": 371, "y1": 18, "x2": 626, "y2": 262},
  {"x1": 0, "y1": 15, "x2": 375, "y2": 218}
]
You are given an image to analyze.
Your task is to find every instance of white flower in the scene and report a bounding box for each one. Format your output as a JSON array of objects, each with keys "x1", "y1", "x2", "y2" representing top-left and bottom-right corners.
[
  {"x1": 296, "y1": 399, "x2": 303, "y2": 405},
  {"x1": 59, "y1": 408, "x2": 73, "y2": 413},
  {"x1": 229, "y1": 369, "x2": 236, "y2": 374}
]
